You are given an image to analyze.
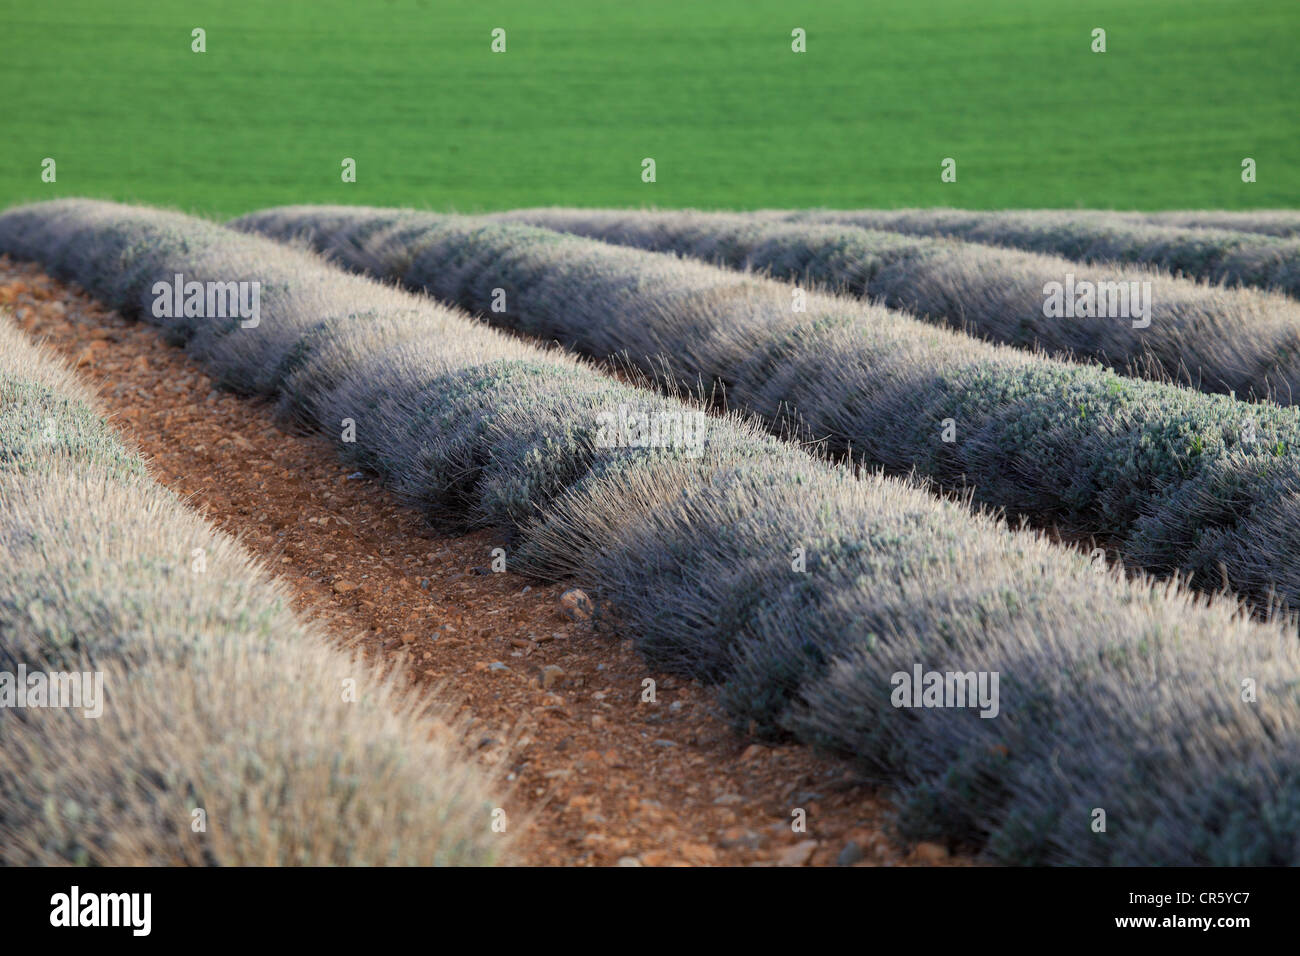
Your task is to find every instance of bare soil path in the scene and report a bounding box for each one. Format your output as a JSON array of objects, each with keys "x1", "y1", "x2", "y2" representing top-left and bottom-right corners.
[{"x1": 1, "y1": 256, "x2": 967, "y2": 867}]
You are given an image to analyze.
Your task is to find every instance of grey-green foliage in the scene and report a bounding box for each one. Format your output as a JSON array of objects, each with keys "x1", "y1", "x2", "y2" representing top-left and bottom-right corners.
[
  {"x1": 232, "y1": 205, "x2": 1300, "y2": 616},
  {"x1": 792, "y1": 207, "x2": 1300, "y2": 300},
  {"x1": 8, "y1": 199, "x2": 1300, "y2": 866},
  {"x1": 0, "y1": 317, "x2": 503, "y2": 866},
  {"x1": 497, "y1": 208, "x2": 1300, "y2": 403},
  {"x1": 1131, "y1": 210, "x2": 1300, "y2": 240}
]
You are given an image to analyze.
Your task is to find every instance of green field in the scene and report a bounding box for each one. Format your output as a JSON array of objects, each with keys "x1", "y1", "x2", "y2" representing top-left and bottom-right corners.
[{"x1": 2, "y1": 0, "x2": 1297, "y2": 217}]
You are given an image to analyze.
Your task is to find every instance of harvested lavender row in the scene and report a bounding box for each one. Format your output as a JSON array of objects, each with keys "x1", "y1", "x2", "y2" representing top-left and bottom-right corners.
[
  {"x1": 789, "y1": 208, "x2": 1300, "y2": 299},
  {"x1": 234, "y1": 205, "x2": 1300, "y2": 615},
  {"x1": 6, "y1": 198, "x2": 1300, "y2": 865},
  {"x1": 495, "y1": 207, "x2": 1300, "y2": 403},
  {"x1": 0, "y1": 320, "x2": 503, "y2": 866}
]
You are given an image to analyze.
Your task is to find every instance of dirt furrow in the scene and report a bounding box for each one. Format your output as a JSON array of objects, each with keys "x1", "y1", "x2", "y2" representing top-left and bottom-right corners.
[{"x1": 1, "y1": 256, "x2": 964, "y2": 867}]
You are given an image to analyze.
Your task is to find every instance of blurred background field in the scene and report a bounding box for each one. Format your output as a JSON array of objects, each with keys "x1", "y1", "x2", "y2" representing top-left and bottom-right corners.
[{"x1": 1, "y1": 0, "x2": 1296, "y2": 216}]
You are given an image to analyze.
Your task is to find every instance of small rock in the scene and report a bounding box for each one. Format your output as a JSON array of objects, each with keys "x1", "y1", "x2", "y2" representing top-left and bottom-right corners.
[
  {"x1": 231, "y1": 434, "x2": 254, "y2": 451},
  {"x1": 346, "y1": 471, "x2": 364, "y2": 479},
  {"x1": 837, "y1": 841, "x2": 865, "y2": 866},
  {"x1": 332, "y1": 580, "x2": 357, "y2": 594},
  {"x1": 680, "y1": 843, "x2": 718, "y2": 865},
  {"x1": 776, "y1": 840, "x2": 819, "y2": 867},
  {"x1": 488, "y1": 661, "x2": 510, "y2": 673},
  {"x1": 540, "y1": 665, "x2": 565, "y2": 689},
  {"x1": 559, "y1": 588, "x2": 593, "y2": 622},
  {"x1": 616, "y1": 857, "x2": 642, "y2": 867},
  {"x1": 913, "y1": 842, "x2": 949, "y2": 864},
  {"x1": 719, "y1": 827, "x2": 764, "y2": 850}
]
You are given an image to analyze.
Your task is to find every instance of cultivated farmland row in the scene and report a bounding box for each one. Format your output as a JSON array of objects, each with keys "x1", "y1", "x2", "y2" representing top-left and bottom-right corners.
[
  {"x1": 1127, "y1": 210, "x2": 1300, "y2": 239},
  {"x1": 498, "y1": 208, "x2": 1300, "y2": 403},
  {"x1": 3, "y1": 199, "x2": 1294, "y2": 863},
  {"x1": 0, "y1": 318, "x2": 502, "y2": 866},
  {"x1": 234, "y1": 205, "x2": 1300, "y2": 614},
  {"x1": 789, "y1": 208, "x2": 1300, "y2": 299}
]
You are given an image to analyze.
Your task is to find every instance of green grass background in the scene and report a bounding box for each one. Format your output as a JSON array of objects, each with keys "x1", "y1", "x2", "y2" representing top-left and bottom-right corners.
[{"x1": 2, "y1": 0, "x2": 1296, "y2": 216}]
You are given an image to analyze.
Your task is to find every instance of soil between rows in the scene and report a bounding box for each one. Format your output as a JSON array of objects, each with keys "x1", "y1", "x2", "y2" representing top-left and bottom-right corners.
[{"x1": 0, "y1": 256, "x2": 969, "y2": 867}]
